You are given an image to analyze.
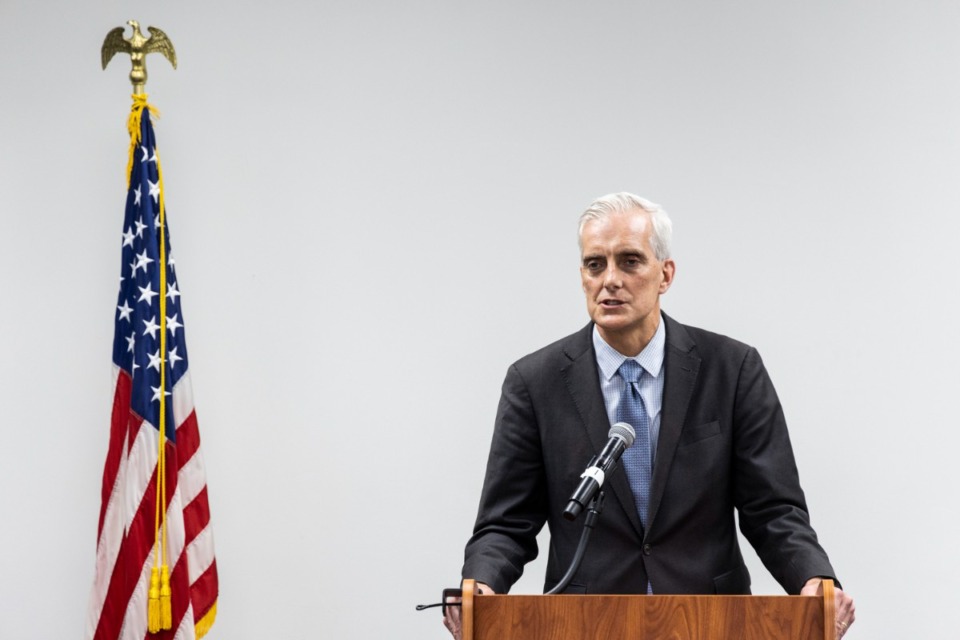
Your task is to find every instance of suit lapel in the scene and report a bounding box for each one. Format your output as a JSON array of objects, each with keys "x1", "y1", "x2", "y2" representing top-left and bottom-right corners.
[
  {"x1": 647, "y1": 314, "x2": 700, "y2": 532},
  {"x1": 561, "y1": 325, "x2": 646, "y2": 540}
]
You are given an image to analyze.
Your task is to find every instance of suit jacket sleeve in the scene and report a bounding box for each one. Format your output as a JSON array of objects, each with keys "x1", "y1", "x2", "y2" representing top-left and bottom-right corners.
[
  {"x1": 461, "y1": 363, "x2": 548, "y2": 594},
  {"x1": 732, "y1": 347, "x2": 837, "y2": 593}
]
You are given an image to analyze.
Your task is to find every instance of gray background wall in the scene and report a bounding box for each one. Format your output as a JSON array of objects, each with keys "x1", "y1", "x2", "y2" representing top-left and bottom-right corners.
[{"x1": 2, "y1": 1, "x2": 957, "y2": 638}]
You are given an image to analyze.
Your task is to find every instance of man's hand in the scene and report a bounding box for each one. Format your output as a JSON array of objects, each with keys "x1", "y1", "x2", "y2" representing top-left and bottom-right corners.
[
  {"x1": 442, "y1": 582, "x2": 495, "y2": 640},
  {"x1": 801, "y1": 578, "x2": 855, "y2": 637}
]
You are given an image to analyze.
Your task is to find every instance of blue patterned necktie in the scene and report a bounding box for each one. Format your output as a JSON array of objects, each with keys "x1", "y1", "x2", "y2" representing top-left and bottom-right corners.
[{"x1": 617, "y1": 360, "x2": 652, "y2": 527}]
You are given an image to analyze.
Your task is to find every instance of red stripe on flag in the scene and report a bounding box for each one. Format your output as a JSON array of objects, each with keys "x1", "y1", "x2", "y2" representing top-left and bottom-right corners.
[
  {"x1": 175, "y1": 410, "x2": 200, "y2": 466},
  {"x1": 183, "y1": 486, "x2": 211, "y2": 547},
  {"x1": 191, "y1": 559, "x2": 219, "y2": 623},
  {"x1": 170, "y1": 543, "x2": 193, "y2": 636},
  {"x1": 127, "y1": 411, "x2": 144, "y2": 452},
  {"x1": 99, "y1": 372, "x2": 133, "y2": 539}
]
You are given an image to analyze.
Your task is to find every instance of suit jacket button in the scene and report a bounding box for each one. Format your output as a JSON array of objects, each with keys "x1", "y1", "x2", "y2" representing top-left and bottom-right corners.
[{"x1": 643, "y1": 544, "x2": 652, "y2": 556}]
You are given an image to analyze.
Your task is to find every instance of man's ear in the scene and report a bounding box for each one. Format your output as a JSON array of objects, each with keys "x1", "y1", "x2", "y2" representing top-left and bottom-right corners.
[{"x1": 659, "y1": 259, "x2": 676, "y2": 294}]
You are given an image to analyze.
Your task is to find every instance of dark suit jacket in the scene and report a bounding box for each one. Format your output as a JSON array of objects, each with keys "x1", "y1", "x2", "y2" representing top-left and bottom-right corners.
[{"x1": 462, "y1": 314, "x2": 836, "y2": 596}]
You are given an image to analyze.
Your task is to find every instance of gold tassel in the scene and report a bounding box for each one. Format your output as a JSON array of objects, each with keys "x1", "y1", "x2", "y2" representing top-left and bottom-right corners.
[
  {"x1": 147, "y1": 567, "x2": 161, "y2": 633},
  {"x1": 160, "y1": 565, "x2": 173, "y2": 630}
]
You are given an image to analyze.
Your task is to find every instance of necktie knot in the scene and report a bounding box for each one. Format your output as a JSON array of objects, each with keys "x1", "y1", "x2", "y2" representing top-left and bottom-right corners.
[{"x1": 618, "y1": 359, "x2": 644, "y2": 384}]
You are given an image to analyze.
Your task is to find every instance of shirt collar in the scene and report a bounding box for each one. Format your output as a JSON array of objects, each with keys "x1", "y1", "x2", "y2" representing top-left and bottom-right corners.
[{"x1": 592, "y1": 314, "x2": 666, "y2": 382}]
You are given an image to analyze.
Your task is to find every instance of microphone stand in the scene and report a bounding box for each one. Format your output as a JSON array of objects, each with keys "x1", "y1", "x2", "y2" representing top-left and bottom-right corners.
[{"x1": 545, "y1": 490, "x2": 605, "y2": 595}]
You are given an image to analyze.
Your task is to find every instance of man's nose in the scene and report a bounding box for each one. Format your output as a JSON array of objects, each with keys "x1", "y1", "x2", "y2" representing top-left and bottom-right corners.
[{"x1": 603, "y1": 265, "x2": 622, "y2": 288}]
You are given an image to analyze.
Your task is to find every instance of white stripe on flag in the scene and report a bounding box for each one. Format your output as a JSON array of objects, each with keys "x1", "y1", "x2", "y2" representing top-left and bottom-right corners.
[
  {"x1": 186, "y1": 524, "x2": 216, "y2": 584},
  {"x1": 172, "y1": 369, "x2": 195, "y2": 425},
  {"x1": 123, "y1": 420, "x2": 161, "y2": 531},
  {"x1": 165, "y1": 486, "x2": 187, "y2": 572},
  {"x1": 178, "y1": 448, "x2": 208, "y2": 506},
  {"x1": 173, "y1": 603, "x2": 197, "y2": 640}
]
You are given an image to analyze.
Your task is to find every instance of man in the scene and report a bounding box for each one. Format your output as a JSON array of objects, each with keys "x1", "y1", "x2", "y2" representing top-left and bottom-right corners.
[{"x1": 444, "y1": 193, "x2": 855, "y2": 638}]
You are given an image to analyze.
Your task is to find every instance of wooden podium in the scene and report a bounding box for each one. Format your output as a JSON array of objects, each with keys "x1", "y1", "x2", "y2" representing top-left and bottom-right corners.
[{"x1": 460, "y1": 578, "x2": 837, "y2": 640}]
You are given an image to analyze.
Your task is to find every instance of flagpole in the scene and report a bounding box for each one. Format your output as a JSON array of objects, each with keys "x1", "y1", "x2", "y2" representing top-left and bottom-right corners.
[
  {"x1": 93, "y1": 20, "x2": 218, "y2": 640},
  {"x1": 101, "y1": 21, "x2": 183, "y2": 636}
]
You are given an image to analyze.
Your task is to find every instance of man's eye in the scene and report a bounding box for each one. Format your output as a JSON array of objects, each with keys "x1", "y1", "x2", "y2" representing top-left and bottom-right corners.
[{"x1": 586, "y1": 261, "x2": 603, "y2": 271}]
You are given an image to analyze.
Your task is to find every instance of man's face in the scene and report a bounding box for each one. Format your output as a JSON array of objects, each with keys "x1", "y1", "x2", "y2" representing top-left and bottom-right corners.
[{"x1": 580, "y1": 210, "x2": 675, "y2": 349}]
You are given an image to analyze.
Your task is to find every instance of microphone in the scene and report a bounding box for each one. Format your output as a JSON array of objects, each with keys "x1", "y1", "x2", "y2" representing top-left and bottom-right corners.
[{"x1": 563, "y1": 422, "x2": 635, "y2": 521}]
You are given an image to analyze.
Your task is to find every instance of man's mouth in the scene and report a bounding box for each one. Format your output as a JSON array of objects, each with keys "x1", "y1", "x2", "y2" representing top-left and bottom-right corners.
[{"x1": 600, "y1": 299, "x2": 625, "y2": 307}]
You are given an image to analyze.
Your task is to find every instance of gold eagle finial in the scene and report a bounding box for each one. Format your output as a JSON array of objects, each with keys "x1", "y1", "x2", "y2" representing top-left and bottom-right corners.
[{"x1": 102, "y1": 20, "x2": 177, "y2": 94}]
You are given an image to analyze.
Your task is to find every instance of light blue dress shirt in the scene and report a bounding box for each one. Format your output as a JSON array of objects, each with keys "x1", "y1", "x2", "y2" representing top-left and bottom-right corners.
[{"x1": 592, "y1": 315, "x2": 666, "y2": 464}]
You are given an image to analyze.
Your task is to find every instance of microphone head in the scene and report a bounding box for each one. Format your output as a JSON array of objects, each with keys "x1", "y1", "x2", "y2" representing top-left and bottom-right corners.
[{"x1": 609, "y1": 422, "x2": 636, "y2": 448}]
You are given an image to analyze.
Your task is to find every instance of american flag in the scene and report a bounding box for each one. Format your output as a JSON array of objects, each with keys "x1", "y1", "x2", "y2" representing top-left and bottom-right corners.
[{"x1": 86, "y1": 106, "x2": 218, "y2": 640}]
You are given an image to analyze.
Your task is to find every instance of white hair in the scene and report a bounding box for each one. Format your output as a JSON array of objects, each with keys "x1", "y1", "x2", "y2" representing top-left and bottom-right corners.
[{"x1": 577, "y1": 192, "x2": 673, "y2": 261}]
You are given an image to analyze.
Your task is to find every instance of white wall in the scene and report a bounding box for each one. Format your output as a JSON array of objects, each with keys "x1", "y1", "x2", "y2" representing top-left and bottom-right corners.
[{"x1": 1, "y1": 2, "x2": 957, "y2": 638}]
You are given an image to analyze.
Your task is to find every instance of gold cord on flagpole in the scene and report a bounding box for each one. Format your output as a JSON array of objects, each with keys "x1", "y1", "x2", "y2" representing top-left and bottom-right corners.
[
  {"x1": 156, "y1": 149, "x2": 173, "y2": 631},
  {"x1": 123, "y1": 94, "x2": 173, "y2": 636}
]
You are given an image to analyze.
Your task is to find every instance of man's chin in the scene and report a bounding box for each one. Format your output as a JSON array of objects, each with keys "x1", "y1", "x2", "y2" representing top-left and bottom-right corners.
[{"x1": 593, "y1": 316, "x2": 633, "y2": 333}]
